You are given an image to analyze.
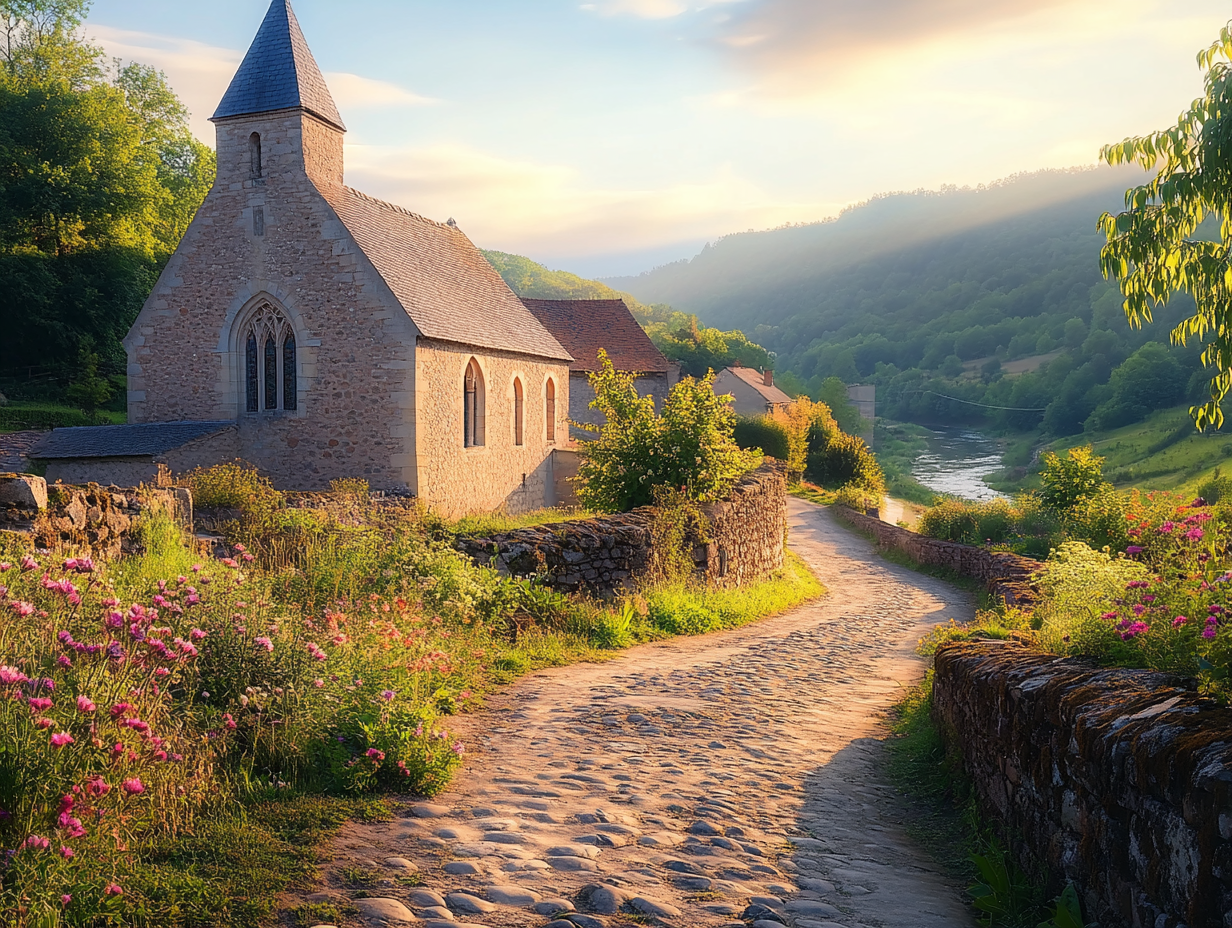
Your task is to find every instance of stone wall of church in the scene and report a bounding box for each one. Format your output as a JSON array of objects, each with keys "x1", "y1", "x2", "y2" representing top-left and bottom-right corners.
[
  {"x1": 125, "y1": 110, "x2": 418, "y2": 491},
  {"x1": 415, "y1": 340, "x2": 570, "y2": 517},
  {"x1": 568, "y1": 371, "x2": 672, "y2": 439}
]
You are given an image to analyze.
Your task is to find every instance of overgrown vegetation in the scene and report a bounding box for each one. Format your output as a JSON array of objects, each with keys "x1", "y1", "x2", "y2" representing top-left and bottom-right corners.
[{"x1": 0, "y1": 463, "x2": 821, "y2": 923}]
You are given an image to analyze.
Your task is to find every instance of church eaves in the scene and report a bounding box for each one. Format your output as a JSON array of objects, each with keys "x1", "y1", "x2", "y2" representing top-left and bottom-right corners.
[{"x1": 211, "y1": 0, "x2": 345, "y2": 131}]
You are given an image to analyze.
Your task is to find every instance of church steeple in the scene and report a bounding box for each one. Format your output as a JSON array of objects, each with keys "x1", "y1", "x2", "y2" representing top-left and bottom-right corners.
[{"x1": 212, "y1": 0, "x2": 345, "y2": 132}]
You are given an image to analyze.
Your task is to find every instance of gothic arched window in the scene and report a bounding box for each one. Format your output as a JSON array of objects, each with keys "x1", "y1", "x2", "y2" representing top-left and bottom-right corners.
[
  {"x1": 241, "y1": 302, "x2": 296, "y2": 413},
  {"x1": 464, "y1": 359, "x2": 485, "y2": 447},
  {"x1": 545, "y1": 378, "x2": 556, "y2": 443}
]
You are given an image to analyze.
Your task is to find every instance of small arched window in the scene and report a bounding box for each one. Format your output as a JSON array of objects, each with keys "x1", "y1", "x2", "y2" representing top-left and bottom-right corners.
[
  {"x1": 545, "y1": 378, "x2": 556, "y2": 443},
  {"x1": 241, "y1": 301, "x2": 296, "y2": 413},
  {"x1": 464, "y1": 359, "x2": 485, "y2": 447},
  {"x1": 249, "y1": 132, "x2": 262, "y2": 178},
  {"x1": 513, "y1": 378, "x2": 524, "y2": 446}
]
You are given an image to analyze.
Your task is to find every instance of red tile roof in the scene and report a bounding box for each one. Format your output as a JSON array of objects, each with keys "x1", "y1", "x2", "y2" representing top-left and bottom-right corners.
[
  {"x1": 321, "y1": 186, "x2": 573, "y2": 362},
  {"x1": 519, "y1": 299, "x2": 671, "y2": 374}
]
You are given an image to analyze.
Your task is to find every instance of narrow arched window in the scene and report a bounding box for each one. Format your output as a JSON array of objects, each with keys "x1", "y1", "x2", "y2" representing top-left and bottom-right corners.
[
  {"x1": 282, "y1": 334, "x2": 297, "y2": 411},
  {"x1": 513, "y1": 378, "x2": 524, "y2": 446},
  {"x1": 464, "y1": 359, "x2": 485, "y2": 447},
  {"x1": 545, "y1": 378, "x2": 556, "y2": 442},
  {"x1": 250, "y1": 132, "x2": 262, "y2": 178},
  {"x1": 246, "y1": 334, "x2": 259, "y2": 412}
]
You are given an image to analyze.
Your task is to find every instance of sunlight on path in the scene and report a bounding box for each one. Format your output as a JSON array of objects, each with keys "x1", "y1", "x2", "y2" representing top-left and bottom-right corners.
[{"x1": 295, "y1": 500, "x2": 978, "y2": 928}]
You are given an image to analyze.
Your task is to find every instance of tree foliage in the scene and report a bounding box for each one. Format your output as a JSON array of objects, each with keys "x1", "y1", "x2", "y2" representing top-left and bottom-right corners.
[
  {"x1": 1039, "y1": 446, "x2": 1109, "y2": 513},
  {"x1": 1100, "y1": 21, "x2": 1232, "y2": 430},
  {"x1": 576, "y1": 351, "x2": 761, "y2": 513},
  {"x1": 0, "y1": 0, "x2": 214, "y2": 391}
]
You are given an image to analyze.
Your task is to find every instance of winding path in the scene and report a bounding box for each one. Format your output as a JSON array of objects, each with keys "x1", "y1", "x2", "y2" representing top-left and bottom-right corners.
[{"x1": 298, "y1": 500, "x2": 978, "y2": 928}]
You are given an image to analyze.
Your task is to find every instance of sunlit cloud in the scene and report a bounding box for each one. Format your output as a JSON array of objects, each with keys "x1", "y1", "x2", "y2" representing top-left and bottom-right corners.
[
  {"x1": 344, "y1": 142, "x2": 830, "y2": 259},
  {"x1": 321, "y1": 73, "x2": 437, "y2": 110},
  {"x1": 582, "y1": 0, "x2": 689, "y2": 18}
]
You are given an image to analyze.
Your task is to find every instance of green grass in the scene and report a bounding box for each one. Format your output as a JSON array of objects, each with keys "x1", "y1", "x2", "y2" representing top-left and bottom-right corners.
[
  {"x1": 447, "y1": 506, "x2": 585, "y2": 537},
  {"x1": 990, "y1": 405, "x2": 1231, "y2": 496},
  {"x1": 791, "y1": 482, "x2": 837, "y2": 505},
  {"x1": 875, "y1": 420, "x2": 940, "y2": 506},
  {"x1": 0, "y1": 401, "x2": 125, "y2": 432}
]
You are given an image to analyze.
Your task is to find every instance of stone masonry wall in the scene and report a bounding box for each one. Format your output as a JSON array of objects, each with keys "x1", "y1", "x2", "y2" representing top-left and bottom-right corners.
[
  {"x1": 835, "y1": 505, "x2": 1040, "y2": 607},
  {"x1": 125, "y1": 108, "x2": 419, "y2": 491},
  {"x1": 0, "y1": 474, "x2": 191, "y2": 558},
  {"x1": 933, "y1": 641, "x2": 1232, "y2": 928},
  {"x1": 457, "y1": 462, "x2": 788, "y2": 595}
]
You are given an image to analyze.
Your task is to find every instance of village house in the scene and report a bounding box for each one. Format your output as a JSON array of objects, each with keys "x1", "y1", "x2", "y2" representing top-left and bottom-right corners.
[
  {"x1": 713, "y1": 364, "x2": 793, "y2": 417},
  {"x1": 519, "y1": 298, "x2": 677, "y2": 438},
  {"x1": 30, "y1": 0, "x2": 579, "y2": 516}
]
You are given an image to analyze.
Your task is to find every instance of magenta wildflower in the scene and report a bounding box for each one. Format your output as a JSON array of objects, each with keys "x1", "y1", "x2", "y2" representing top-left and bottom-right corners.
[
  {"x1": 87, "y1": 778, "x2": 110, "y2": 797},
  {"x1": 1126, "y1": 546, "x2": 1143, "y2": 556},
  {"x1": 1186, "y1": 528, "x2": 1205, "y2": 541},
  {"x1": 1203, "y1": 627, "x2": 1217, "y2": 640},
  {"x1": 121, "y1": 778, "x2": 144, "y2": 795},
  {"x1": 50, "y1": 732, "x2": 73, "y2": 748},
  {"x1": 76, "y1": 696, "x2": 96, "y2": 713},
  {"x1": 10, "y1": 601, "x2": 34, "y2": 617},
  {"x1": 380, "y1": 689, "x2": 396, "y2": 701},
  {"x1": 104, "y1": 884, "x2": 123, "y2": 897},
  {"x1": 365, "y1": 748, "x2": 385, "y2": 761},
  {"x1": 19, "y1": 554, "x2": 38, "y2": 571},
  {"x1": 60, "y1": 894, "x2": 71, "y2": 905},
  {"x1": 1173, "y1": 616, "x2": 1189, "y2": 628},
  {"x1": 1159, "y1": 522, "x2": 1175, "y2": 534},
  {"x1": 23, "y1": 835, "x2": 49, "y2": 851},
  {"x1": 28, "y1": 697, "x2": 52, "y2": 712},
  {"x1": 451, "y1": 741, "x2": 465, "y2": 755},
  {"x1": 254, "y1": 636, "x2": 274, "y2": 652}
]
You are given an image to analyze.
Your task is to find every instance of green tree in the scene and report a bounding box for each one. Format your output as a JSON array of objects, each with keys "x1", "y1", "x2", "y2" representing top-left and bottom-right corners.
[
  {"x1": 1039, "y1": 446, "x2": 1108, "y2": 513},
  {"x1": 63, "y1": 344, "x2": 111, "y2": 413},
  {"x1": 1100, "y1": 20, "x2": 1232, "y2": 429},
  {"x1": 814, "y1": 376, "x2": 864, "y2": 435},
  {"x1": 577, "y1": 351, "x2": 760, "y2": 512}
]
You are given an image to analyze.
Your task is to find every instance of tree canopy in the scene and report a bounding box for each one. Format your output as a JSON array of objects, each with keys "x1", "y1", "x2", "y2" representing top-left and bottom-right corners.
[
  {"x1": 0, "y1": 0, "x2": 214, "y2": 392},
  {"x1": 1100, "y1": 20, "x2": 1232, "y2": 430}
]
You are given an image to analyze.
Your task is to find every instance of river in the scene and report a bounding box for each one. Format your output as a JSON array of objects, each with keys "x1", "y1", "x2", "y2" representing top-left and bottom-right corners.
[{"x1": 910, "y1": 427, "x2": 1006, "y2": 502}]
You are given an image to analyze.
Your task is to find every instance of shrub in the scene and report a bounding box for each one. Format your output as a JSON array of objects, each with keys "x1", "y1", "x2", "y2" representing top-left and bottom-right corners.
[
  {"x1": 1039, "y1": 446, "x2": 1108, "y2": 513},
  {"x1": 577, "y1": 351, "x2": 760, "y2": 512},
  {"x1": 733, "y1": 415, "x2": 792, "y2": 462},
  {"x1": 834, "y1": 483, "x2": 880, "y2": 513},
  {"x1": 805, "y1": 425, "x2": 885, "y2": 493}
]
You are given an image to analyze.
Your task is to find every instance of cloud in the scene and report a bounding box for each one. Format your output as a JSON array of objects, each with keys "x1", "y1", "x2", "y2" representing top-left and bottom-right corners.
[
  {"x1": 323, "y1": 73, "x2": 437, "y2": 110},
  {"x1": 344, "y1": 142, "x2": 829, "y2": 258},
  {"x1": 582, "y1": 0, "x2": 690, "y2": 19}
]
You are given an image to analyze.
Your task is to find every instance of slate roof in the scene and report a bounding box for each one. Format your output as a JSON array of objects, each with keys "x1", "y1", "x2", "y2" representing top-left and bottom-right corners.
[
  {"x1": 212, "y1": 0, "x2": 344, "y2": 131},
  {"x1": 29, "y1": 422, "x2": 234, "y2": 460},
  {"x1": 721, "y1": 366, "x2": 794, "y2": 405},
  {"x1": 519, "y1": 299, "x2": 671, "y2": 374},
  {"x1": 321, "y1": 186, "x2": 573, "y2": 362}
]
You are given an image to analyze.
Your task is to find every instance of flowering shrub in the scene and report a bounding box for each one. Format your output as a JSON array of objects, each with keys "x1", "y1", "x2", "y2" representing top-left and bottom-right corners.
[{"x1": 0, "y1": 540, "x2": 466, "y2": 918}]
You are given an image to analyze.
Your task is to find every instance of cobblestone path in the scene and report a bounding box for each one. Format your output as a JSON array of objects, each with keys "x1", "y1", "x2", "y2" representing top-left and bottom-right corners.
[{"x1": 298, "y1": 500, "x2": 978, "y2": 928}]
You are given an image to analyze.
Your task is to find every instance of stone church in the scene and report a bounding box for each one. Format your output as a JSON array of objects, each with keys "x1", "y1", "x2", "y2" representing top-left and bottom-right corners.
[{"x1": 33, "y1": 0, "x2": 580, "y2": 516}]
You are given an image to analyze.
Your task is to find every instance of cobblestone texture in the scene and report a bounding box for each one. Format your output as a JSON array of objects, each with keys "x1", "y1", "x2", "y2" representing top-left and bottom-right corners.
[{"x1": 288, "y1": 501, "x2": 977, "y2": 927}]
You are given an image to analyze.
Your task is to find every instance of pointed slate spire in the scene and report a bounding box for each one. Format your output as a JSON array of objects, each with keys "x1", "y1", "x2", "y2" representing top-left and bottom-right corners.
[{"x1": 212, "y1": 0, "x2": 345, "y2": 131}]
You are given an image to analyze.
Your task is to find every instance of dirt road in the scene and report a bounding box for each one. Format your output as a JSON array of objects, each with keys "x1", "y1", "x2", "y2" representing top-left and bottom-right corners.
[{"x1": 299, "y1": 499, "x2": 978, "y2": 928}]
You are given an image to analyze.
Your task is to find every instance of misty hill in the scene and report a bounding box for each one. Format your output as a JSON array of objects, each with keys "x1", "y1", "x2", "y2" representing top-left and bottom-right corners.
[{"x1": 608, "y1": 167, "x2": 1213, "y2": 436}]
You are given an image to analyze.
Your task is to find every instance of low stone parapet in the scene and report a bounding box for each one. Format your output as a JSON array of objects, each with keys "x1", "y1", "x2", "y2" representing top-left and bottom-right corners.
[
  {"x1": 834, "y1": 504, "x2": 1039, "y2": 607},
  {"x1": 458, "y1": 462, "x2": 789, "y2": 595},
  {"x1": 933, "y1": 641, "x2": 1232, "y2": 928}
]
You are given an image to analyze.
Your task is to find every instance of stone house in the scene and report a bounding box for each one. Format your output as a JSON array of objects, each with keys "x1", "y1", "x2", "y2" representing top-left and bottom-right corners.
[
  {"x1": 31, "y1": 0, "x2": 575, "y2": 516},
  {"x1": 519, "y1": 299, "x2": 677, "y2": 438},
  {"x1": 713, "y1": 365, "x2": 793, "y2": 417}
]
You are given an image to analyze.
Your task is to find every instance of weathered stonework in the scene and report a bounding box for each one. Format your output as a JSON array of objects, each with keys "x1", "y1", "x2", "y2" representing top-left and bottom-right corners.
[
  {"x1": 0, "y1": 482, "x2": 191, "y2": 558},
  {"x1": 834, "y1": 505, "x2": 1040, "y2": 607},
  {"x1": 933, "y1": 641, "x2": 1232, "y2": 928},
  {"x1": 458, "y1": 462, "x2": 788, "y2": 594}
]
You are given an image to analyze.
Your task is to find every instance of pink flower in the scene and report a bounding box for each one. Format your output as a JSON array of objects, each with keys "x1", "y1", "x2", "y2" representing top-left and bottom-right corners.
[
  {"x1": 1159, "y1": 522, "x2": 1175, "y2": 534},
  {"x1": 1203, "y1": 627, "x2": 1217, "y2": 640},
  {"x1": 1186, "y1": 528, "x2": 1205, "y2": 541},
  {"x1": 190, "y1": 628, "x2": 207, "y2": 640},
  {"x1": 221, "y1": 558, "x2": 238, "y2": 569},
  {"x1": 104, "y1": 884, "x2": 123, "y2": 897},
  {"x1": 313, "y1": 679, "x2": 324, "y2": 688},
  {"x1": 19, "y1": 555, "x2": 38, "y2": 572},
  {"x1": 57, "y1": 654, "x2": 72, "y2": 668},
  {"x1": 0, "y1": 563, "x2": 9, "y2": 572},
  {"x1": 380, "y1": 689, "x2": 396, "y2": 701},
  {"x1": 451, "y1": 741, "x2": 465, "y2": 755},
  {"x1": 76, "y1": 696, "x2": 96, "y2": 714},
  {"x1": 121, "y1": 778, "x2": 144, "y2": 795},
  {"x1": 1173, "y1": 616, "x2": 1189, "y2": 628},
  {"x1": 28, "y1": 697, "x2": 53, "y2": 712},
  {"x1": 1100, "y1": 611, "x2": 1118, "y2": 620},
  {"x1": 34, "y1": 717, "x2": 53, "y2": 729},
  {"x1": 87, "y1": 778, "x2": 110, "y2": 797},
  {"x1": 1126, "y1": 546, "x2": 1143, "y2": 556},
  {"x1": 254, "y1": 637, "x2": 274, "y2": 652},
  {"x1": 60, "y1": 845, "x2": 74, "y2": 858},
  {"x1": 23, "y1": 835, "x2": 49, "y2": 851},
  {"x1": 50, "y1": 732, "x2": 74, "y2": 748},
  {"x1": 365, "y1": 748, "x2": 385, "y2": 762},
  {"x1": 0, "y1": 666, "x2": 26, "y2": 685},
  {"x1": 60, "y1": 894, "x2": 71, "y2": 905},
  {"x1": 10, "y1": 601, "x2": 34, "y2": 618}
]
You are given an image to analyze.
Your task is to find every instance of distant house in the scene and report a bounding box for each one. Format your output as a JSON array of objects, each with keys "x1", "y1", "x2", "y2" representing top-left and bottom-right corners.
[
  {"x1": 713, "y1": 365, "x2": 793, "y2": 417},
  {"x1": 520, "y1": 299, "x2": 677, "y2": 437}
]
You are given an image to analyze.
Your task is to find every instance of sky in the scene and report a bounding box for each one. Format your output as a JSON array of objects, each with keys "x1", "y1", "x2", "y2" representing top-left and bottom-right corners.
[{"x1": 88, "y1": 0, "x2": 1230, "y2": 278}]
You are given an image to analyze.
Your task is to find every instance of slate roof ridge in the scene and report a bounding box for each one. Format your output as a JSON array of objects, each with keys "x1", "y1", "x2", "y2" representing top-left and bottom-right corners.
[
  {"x1": 340, "y1": 186, "x2": 455, "y2": 231},
  {"x1": 30, "y1": 421, "x2": 236, "y2": 460}
]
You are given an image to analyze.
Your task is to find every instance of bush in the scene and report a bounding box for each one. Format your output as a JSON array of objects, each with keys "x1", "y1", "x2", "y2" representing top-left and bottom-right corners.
[
  {"x1": 0, "y1": 404, "x2": 99, "y2": 431},
  {"x1": 1039, "y1": 446, "x2": 1108, "y2": 513},
  {"x1": 733, "y1": 415, "x2": 792, "y2": 462},
  {"x1": 804, "y1": 413, "x2": 885, "y2": 493},
  {"x1": 917, "y1": 495, "x2": 1062, "y2": 557},
  {"x1": 577, "y1": 351, "x2": 760, "y2": 512}
]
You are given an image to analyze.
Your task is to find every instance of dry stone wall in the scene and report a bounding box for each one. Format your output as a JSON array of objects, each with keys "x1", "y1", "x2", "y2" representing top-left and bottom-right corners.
[
  {"x1": 933, "y1": 641, "x2": 1232, "y2": 928},
  {"x1": 835, "y1": 504, "x2": 1040, "y2": 607},
  {"x1": 0, "y1": 475, "x2": 191, "y2": 558},
  {"x1": 457, "y1": 462, "x2": 788, "y2": 595}
]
